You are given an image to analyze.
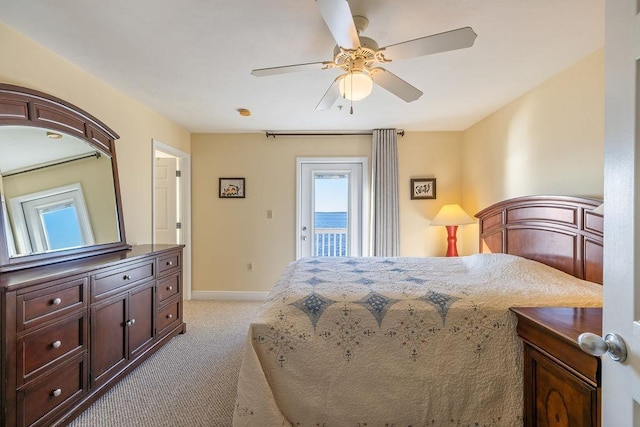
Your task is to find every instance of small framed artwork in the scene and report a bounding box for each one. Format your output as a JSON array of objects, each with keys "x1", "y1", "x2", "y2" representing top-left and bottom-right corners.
[
  {"x1": 219, "y1": 177, "x2": 245, "y2": 198},
  {"x1": 410, "y1": 178, "x2": 436, "y2": 200}
]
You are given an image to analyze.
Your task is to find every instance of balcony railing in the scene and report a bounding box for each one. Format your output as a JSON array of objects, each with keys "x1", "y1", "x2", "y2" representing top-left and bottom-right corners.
[{"x1": 314, "y1": 228, "x2": 347, "y2": 257}]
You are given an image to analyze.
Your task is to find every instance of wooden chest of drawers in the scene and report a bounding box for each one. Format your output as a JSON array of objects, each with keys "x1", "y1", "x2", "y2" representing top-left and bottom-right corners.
[
  {"x1": 0, "y1": 244, "x2": 185, "y2": 427},
  {"x1": 511, "y1": 307, "x2": 602, "y2": 427}
]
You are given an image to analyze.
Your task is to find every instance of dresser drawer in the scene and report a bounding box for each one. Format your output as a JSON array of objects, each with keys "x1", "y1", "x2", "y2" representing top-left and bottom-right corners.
[
  {"x1": 17, "y1": 277, "x2": 87, "y2": 331},
  {"x1": 18, "y1": 354, "x2": 88, "y2": 427},
  {"x1": 157, "y1": 298, "x2": 181, "y2": 336},
  {"x1": 92, "y1": 260, "x2": 154, "y2": 300},
  {"x1": 157, "y1": 272, "x2": 180, "y2": 303},
  {"x1": 157, "y1": 251, "x2": 181, "y2": 276},
  {"x1": 18, "y1": 311, "x2": 87, "y2": 385}
]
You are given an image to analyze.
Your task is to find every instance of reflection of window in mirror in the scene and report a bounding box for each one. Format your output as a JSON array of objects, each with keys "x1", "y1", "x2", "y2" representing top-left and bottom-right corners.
[
  {"x1": 1, "y1": 197, "x2": 16, "y2": 257},
  {"x1": 9, "y1": 183, "x2": 94, "y2": 254}
]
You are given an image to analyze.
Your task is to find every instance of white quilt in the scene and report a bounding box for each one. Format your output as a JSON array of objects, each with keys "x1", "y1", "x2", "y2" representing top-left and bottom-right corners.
[{"x1": 233, "y1": 254, "x2": 602, "y2": 426}]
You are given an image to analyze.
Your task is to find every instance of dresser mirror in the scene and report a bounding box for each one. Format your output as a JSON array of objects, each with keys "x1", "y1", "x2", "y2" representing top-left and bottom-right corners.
[{"x1": 0, "y1": 83, "x2": 129, "y2": 271}]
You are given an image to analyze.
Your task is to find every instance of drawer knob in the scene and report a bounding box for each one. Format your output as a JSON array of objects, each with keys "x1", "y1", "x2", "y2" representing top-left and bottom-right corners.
[
  {"x1": 52, "y1": 297, "x2": 62, "y2": 306},
  {"x1": 126, "y1": 318, "x2": 136, "y2": 327},
  {"x1": 123, "y1": 275, "x2": 132, "y2": 280},
  {"x1": 166, "y1": 261, "x2": 173, "y2": 266},
  {"x1": 52, "y1": 389, "x2": 62, "y2": 397},
  {"x1": 167, "y1": 286, "x2": 173, "y2": 291},
  {"x1": 167, "y1": 314, "x2": 173, "y2": 319},
  {"x1": 52, "y1": 340, "x2": 62, "y2": 349}
]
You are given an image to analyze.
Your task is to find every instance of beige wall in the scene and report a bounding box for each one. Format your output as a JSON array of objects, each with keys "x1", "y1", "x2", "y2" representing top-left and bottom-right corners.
[
  {"x1": 398, "y1": 132, "x2": 465, "y2": 257},
  {"x1": 460, "y1": 49, "x2": 605, "y2": 252},
  {"x1": 0, "y1": 22, "x2": 191, "y2": 245},
  {"x1": 191, "y1": 132, "x2": 462, "y2": 293}
]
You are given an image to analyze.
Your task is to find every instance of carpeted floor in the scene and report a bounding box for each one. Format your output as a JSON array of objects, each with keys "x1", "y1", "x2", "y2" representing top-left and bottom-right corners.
[{"x1": 69, "y1": 300, "x2": 262, "y2": 427}]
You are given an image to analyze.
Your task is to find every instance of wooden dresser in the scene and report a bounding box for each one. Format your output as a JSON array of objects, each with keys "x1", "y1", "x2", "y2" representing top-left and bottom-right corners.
[
  {"x1": 511, "y1": 307, "x2": 602, "y2": 427},
  {"x1": 0, "y1": 244, "x2": 185, "y2": 426}
]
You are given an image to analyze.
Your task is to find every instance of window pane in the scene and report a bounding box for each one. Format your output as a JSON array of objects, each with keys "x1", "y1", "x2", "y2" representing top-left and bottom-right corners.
[
  {"x1": 41, "y1": 206, "x2": 84, "y2": 250},
  {"x1": 314, "y1": 174, "x2": 348, "y2": 257}
]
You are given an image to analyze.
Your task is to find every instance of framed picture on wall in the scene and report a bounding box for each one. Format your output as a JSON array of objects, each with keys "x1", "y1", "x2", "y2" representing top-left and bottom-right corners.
[
  {"x1": 410, "y1": 178, "x2": 436, "y2": 200},
  {"x1": 219, "y1": 177, "x2": 245, "y2": 198}
]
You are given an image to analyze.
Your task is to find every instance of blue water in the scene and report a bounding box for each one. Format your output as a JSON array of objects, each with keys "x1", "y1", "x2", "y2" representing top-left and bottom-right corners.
[
  {"x1": 315, "y1": 211, "x2": 347, "y2": 228},
  {"x1": 314, "y1": 212, "x2": 347, "y2": 256}
]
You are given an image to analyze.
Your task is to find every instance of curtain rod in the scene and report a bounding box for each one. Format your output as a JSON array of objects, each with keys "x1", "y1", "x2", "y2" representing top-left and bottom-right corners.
[
  {"x1": 2, "y1": 152, "x2": 101, "y2": 178},
  {"x1": 265, "y1": 130, "x2": 405, "y2": 138}
]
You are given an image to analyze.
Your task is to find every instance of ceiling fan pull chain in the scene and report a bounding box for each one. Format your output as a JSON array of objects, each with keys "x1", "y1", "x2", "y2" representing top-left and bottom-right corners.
[{"x1": 350, "y1": 75, "x2": 354, "y2": 115}]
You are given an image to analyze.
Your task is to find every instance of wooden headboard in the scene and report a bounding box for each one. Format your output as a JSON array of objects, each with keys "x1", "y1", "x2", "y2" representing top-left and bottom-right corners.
[{"x1": 476, "y1": 195, "x2": 603, "y2": 284}]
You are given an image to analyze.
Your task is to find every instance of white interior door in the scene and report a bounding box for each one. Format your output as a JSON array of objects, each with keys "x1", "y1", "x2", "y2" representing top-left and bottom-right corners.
[
  {"x1": 600, "y1": 1, "x2": 639, "y2": 425},
  {"x1": 152, "y1": 140, "x2": 192, "y2": 300},
  {"x1": 154, "y1": 157, "x2": 178, "y2": 245},
  {"x1": 297, "y1": 158, "x2": 367, "y2": 259}
]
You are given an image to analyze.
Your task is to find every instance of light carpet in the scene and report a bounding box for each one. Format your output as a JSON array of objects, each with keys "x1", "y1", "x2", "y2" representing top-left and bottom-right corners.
[{"x1": 70, "y1": 300, "x2": 262, "y2": 427}]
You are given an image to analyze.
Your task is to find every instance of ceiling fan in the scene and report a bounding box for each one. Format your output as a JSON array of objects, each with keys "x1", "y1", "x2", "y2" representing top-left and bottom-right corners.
[{"x1": 251, "y1": 0, "x2": 477, "y2": 113}]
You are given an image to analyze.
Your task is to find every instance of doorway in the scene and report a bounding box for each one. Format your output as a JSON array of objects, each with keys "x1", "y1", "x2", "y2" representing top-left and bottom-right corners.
[
  {"x1": 296, "y1": 157, "x2": 368, "y2": 259},
  {"x1": 152, "y1": 140, "x2": 192, "y2": 300}
]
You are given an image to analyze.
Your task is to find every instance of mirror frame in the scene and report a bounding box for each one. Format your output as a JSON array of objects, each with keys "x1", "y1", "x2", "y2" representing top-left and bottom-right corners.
[{"x1": 0, "y1": 83, "x2": 130, "y2": 272}]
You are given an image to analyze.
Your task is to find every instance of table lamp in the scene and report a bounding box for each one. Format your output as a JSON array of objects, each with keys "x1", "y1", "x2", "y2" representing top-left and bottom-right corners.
[{"x1": 430, "y1": 204, "x2": 475, "y2": 257}]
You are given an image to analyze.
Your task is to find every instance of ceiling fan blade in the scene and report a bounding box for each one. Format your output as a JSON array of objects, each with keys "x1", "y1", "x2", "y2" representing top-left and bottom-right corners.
[
  {"x1": 380, "y1": 27, "x2": 477, "y2": 61},
  {"x1": 251, "y1": 61, "x2": 329, "y2": 77},
  {"x1": 370, "y1": 68, "x2": 423, "y2": 102},
  {"x1": 315, "y1": 77, "x2": 342, "y2": 110},
  {"x1": 316, "y1": 0, "x2": 360, "y2": 50}
]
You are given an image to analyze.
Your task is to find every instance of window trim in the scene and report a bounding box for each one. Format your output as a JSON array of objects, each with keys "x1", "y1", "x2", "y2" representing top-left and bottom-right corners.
[{"x1": 9, "y1": 183, "x2": 94, "y2": 254}]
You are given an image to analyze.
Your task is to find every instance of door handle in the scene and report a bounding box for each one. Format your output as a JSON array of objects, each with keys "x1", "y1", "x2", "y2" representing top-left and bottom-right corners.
[
  {"x1": 301, "y1": 236, "x2": 307, "y2": 241},
  {"x1": 302, "y1": 226, "x2": 307, "y2": 231},
  {"x1": 578, "y1": 332, "x2": 628, "y2": 362}
]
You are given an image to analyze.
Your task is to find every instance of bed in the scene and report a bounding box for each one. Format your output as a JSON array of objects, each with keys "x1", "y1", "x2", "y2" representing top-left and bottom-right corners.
[{"x1": 233, "y1": 196, "x2": 604, "y2": 426}]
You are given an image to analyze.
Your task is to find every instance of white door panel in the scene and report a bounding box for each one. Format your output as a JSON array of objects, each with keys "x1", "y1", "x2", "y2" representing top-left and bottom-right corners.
[
  {"x1": 600, "y1": 1, "x2": 639, "y2": 424},
  {"x1": 154, "y1": 157, "x2": 178, "y2": 245}
]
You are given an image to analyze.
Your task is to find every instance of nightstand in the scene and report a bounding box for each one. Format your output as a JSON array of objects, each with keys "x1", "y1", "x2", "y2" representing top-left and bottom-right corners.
[{"x1": 510, "y1": 307, "x2": 602, "y2": 427}]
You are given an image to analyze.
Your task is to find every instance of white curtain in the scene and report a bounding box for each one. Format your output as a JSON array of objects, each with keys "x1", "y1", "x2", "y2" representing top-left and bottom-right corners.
[{"x1": 371, "y1": 129, "x2": 400, "y2": 256}]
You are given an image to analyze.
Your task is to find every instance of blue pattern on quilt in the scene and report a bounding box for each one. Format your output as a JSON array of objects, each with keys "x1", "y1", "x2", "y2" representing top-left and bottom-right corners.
[
  {"x1": 319, "y1": 303, "x2": 375, "y2": 361},
  {"x1": 420, "y1": 291, "x2": 460, "y2": 324},
  {"x1": 355, "y1": 291, "x2": 400, "y2": 327},
  {"x1": 450, "y1": 302, "x2": 508, "y2": 353},
  {"x1": 343, "y1": 259, "x2": 360, "y2": 266},
  {"x1": 355, "y1": 277, "x2": 376, "y2": 286},
  {"x1": 385, "y1": 305, "x2": 440, "y2": 361},
  {"x1": 303, "y1": 267, "x2": 326, "y2": 274},
  {"x1": 290, "y1": 293, "x2": 337, "y2": 329},
  {"x1": 405, "y1": 276, "x2": 428, "y2": 285},
  {"x1": 302, "y1": 276, "x2": 327, "y2": 286},
  {"x1": 253, "y1": 311, "x2": 311, "y2": 367}
]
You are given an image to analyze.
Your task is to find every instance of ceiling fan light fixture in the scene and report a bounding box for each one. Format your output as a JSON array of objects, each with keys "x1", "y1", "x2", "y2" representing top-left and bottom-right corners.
[
  {"x1": 46, "y1": 131, "x2": 63, "y2": 139},
  {"x1": 339, "y1": 71, "x2": 373, "y2": 101}
]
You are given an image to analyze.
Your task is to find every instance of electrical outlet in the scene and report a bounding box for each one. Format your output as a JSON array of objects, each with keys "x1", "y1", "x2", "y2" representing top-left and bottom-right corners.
[
  {"x1": 267, "y1": 210, "x2": 273, "y2": 219},
  {"x1": 247, "y1": 262, "x2": 254, "y2": 272}
]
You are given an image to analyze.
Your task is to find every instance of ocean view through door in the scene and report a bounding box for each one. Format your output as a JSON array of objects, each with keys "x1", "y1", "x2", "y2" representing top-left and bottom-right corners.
[{"x1": 297, "y1": 158, "x2": 367, "y2": 259}]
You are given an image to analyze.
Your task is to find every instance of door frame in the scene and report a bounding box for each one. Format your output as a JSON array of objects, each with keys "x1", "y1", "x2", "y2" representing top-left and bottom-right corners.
[
  {"x1": 152, "y1": 139, "x2": 192, "y2": 300},
  {"x1": 296, "y1": 157, "x2": 369, "y2": 259}
]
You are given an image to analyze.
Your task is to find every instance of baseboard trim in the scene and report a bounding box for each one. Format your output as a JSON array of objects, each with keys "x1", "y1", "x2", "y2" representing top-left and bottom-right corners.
[{"x1": 191, "y1": 291, "x2": 269, "y2": 301}]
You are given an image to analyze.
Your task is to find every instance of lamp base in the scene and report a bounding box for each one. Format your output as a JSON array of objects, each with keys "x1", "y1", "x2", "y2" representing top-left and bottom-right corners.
[{"x1": 445, "y1": 225, "x2": 459, "y2": 257}]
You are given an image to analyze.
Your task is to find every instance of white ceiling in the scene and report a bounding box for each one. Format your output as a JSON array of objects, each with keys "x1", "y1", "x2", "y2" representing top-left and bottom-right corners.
[
  {"x1": 0, "y1": 127, "x2": 96, "y2": 174},
  {"x1": 0, "y1": 0, "x2": 604, "y2": 133}
]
